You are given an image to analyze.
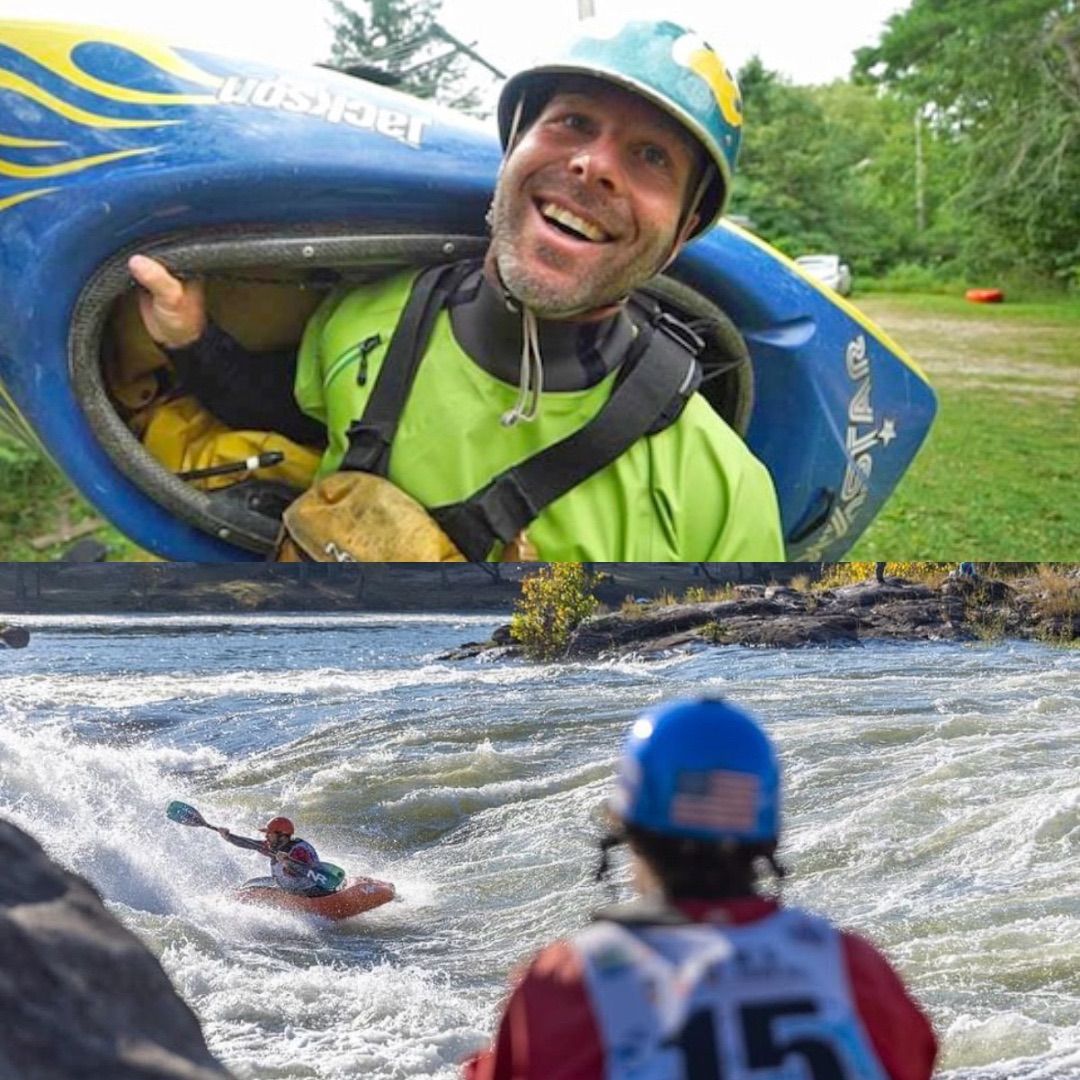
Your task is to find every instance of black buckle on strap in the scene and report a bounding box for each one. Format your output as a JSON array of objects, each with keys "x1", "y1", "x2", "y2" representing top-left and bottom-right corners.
[
  {"x1": 433, "y1": 474, "x2": 539, "y2": 561},
  {"x1": 341, "y1": 419, "x2": 393, "y2": 475},
  {"x1": 654, "y1": 310, "x2": 705, "y2": 357}
]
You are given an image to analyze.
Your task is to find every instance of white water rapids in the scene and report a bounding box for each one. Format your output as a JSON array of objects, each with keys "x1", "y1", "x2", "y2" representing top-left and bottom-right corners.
[{"x1": 1, "y1": 613, "x2": 1077, "y2": 1078}]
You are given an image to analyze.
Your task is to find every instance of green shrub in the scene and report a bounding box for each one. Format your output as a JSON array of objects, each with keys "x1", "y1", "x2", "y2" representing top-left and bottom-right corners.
[
  {"x1": 509, "y1": 563, "x2": 600, "y2": 661},
  {"x1": 859, "y1": 262, "x2": 966, "y2": 295}
]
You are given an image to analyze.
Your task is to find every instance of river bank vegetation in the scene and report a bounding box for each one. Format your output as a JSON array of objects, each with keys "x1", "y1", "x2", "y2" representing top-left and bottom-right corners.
[{"x1": 504, "y1": 563, "x2": 1080, "y2": 660}]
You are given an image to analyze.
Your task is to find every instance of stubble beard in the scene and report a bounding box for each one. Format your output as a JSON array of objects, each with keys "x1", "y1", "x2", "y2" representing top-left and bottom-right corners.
[{"x1": 489, "y1": 179, "x2": 675, "y2": 318}]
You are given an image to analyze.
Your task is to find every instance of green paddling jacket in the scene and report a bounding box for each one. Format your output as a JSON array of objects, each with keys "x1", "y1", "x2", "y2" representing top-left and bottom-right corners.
[{"x1": 294, "y1": 270, "x2": 784, "y2": 562}]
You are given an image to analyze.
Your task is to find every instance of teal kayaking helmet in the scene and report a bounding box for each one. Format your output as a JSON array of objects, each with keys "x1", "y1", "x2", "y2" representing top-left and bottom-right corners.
[
  {"x1": 497, "y1": 18, "x2": 744, "y2": 237},
  {"x1": 609, "y1": 698, "x2": 780, "y2": 843}
]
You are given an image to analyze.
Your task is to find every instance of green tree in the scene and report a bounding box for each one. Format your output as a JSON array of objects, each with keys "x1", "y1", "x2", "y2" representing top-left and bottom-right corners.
[
  {"x1": 855, "y1": 0, "x2": 1080, "y2": 283},
  {"x1": 509, "y1": 564, "x2": 599, "y2": 661},
  {"x1": 732, "y1": 60, "x2": 945, "y2": 274},
  {"x1": 326, "y1": 0, "x2": 488, "y2": 114},
  {"x1": 731, "y1": 58, "x2": 838, "y2": 255}
]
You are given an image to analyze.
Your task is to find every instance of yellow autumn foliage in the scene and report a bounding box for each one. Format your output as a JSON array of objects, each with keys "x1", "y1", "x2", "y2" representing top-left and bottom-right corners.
[
  {"x1": 816, "y1": 562, "x2": 952, "y2": 589},
  {"x1": 509, "y1": 563, "x2": 600, "y2": 661}
]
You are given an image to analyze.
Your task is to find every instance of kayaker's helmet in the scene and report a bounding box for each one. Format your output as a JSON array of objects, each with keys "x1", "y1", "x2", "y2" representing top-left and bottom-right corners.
[
  {"x1": 260, "y1": 816, "x2": 295, "y2": 836},
  {"x1": 609, "y1": 698, "x2": 780, "y2": 843},
  {"x1": 497, "y1": 18, "x2": 743, "y2": 238}
]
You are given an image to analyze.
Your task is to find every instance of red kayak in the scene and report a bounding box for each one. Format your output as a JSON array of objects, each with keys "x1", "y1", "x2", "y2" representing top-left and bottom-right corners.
[
  {"x1": 234, "y1": 877, "x2": 396, "y2": 920},
  {"x1": 965, "y1": 287, "x2": 1005, "y2": 303}
]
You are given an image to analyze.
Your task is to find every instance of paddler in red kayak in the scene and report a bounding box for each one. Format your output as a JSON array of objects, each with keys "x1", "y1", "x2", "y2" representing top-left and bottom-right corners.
[{"x1": 216, "y1": 815, "x2": 333, "y2": 898}]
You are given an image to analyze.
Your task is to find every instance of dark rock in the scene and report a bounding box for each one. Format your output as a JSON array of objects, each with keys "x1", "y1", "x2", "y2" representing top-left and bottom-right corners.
[
  {"x1": 0, "y1": 820, "x2": 232, "y2": 1080},
  {"x1": 475, "y1": 644, "x2": 522, "y2": 663},
  {"x1": 829, "y1": 581, "x2": 935, "y2": 608},
  {"x1": 437, "y1": 642, "x2": 490, "y2": 660},
  {"x1": 861, "y1": 598, "x2": 955, "y2": 639},
  {"x1": 62, "y1": 538, "x2": 109, "y2": 562},
  {"x1": 0, "y1": 624, "x2": 30, "y2": 649},
  {"x1": 762, "y1": 585, "x2": 804, "y2": 602},
  {"x1": 436, "y1": 640, "x2": 522, "y2": 661},
  {"x1": 706, "y1": 613, "x2": 861, "y2": 648},
  {"x1": 438, "y1": 625, "x2": 521, "y2": 660},
  {"x1": 567, "y1": 603, "x2": 728, "y2": 657},
  {"x1": 621, "y1": 630, "x2": 706, "y2": 658}
]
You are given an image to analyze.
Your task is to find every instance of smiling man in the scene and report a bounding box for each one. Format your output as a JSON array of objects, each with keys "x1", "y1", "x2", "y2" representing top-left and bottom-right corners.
[
  {"x1": 490, "y1": 78, "x2": 702, "y2": 319},
  {"x1": 129, "y1": 19, "x2": 784, "y2": 562}
]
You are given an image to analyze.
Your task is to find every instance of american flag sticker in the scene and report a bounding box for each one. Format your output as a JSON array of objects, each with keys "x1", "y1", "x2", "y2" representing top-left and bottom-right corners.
[{"x1": 670, "y1": 769, "x2": 759, "y2": 832}]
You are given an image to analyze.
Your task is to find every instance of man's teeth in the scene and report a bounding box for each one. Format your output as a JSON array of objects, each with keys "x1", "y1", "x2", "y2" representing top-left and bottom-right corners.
[{"x1": 540, "y1": 202, "x2": 609, "y2": 242}]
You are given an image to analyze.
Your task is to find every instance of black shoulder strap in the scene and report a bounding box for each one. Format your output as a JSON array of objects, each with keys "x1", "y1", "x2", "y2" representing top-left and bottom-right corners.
[
  {"x1": 339, "y1": 262, "x2": 702, "y2": 560},
  {"x1": 431, "y1": 316, "x2": 700, "y2": 560},
  {"x1": 340, "y1": 260, "x2": 478, "y2": 476}
]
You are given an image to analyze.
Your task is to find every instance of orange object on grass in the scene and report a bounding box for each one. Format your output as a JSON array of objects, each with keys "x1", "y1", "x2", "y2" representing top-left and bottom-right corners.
[{"x1": 965, "y1": 288, "x2": 1005, "y2": 303}]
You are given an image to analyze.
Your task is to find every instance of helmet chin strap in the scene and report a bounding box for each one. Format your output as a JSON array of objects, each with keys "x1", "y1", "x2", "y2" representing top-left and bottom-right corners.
[
  {"x1": 496, "y1": 91, "x2": 546, "y2": 427},
  {"x1": 662, "y1": 161, "x2": 713, "y2": 271}
]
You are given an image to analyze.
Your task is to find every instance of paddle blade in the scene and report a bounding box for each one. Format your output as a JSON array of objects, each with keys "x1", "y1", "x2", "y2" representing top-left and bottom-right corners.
[{"x1": 166, "y1": 801, "x2": 207, "y2": 827}]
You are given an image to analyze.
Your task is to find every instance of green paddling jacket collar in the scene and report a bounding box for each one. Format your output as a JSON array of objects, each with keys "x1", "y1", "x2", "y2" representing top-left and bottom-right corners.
[{"x1": 295, "y1": 265, "x2": 784, "y2": 562}]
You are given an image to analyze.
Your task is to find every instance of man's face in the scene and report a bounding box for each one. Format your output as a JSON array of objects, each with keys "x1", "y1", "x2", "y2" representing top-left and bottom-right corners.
[
  {"x1": 266, "y1": 830, "x2": 289, "y2": 850},
  {"x1": 490, "y1": 79, "x2": 701, "y2": 318}
]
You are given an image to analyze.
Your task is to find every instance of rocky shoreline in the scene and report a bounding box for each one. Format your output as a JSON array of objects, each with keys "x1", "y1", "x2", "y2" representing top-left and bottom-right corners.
[
  {"x1": 1, "y1": 820, "x2": 233, "y2": 1079},
  {"x1": 444, "y1": 573, "x2": 1080, "y2": 662}
]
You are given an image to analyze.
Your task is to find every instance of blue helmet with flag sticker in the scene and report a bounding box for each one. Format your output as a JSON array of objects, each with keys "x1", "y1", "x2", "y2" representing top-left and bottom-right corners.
[
  {"x1": 497, "y1": 18, "x2": 744, "y2": 238},
  {"x1": 609, "y1": 698, "x2": 779, "y2": 843}
]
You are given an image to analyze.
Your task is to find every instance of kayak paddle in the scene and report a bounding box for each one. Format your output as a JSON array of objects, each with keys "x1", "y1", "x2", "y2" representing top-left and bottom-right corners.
[{"x1": 166, "y1": 800, "x2": 346, "y2": 892}]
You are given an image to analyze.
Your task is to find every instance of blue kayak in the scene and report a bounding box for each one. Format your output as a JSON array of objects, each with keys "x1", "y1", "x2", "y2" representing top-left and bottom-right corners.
[{"x1": 0, "y1": 20, "x2": 936, "y2": 560}]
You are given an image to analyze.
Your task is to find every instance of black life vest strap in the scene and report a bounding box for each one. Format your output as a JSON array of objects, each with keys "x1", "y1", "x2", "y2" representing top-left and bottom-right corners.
[
  {"x1": 430, "y1": 318, "x2": 698, "y2": 559},
  {"x1": 340, "y1": 261, "x2": 701, "y2": 560},
  {"x1": 340, "y1": 260, "x2": 479, "y2": 476}
]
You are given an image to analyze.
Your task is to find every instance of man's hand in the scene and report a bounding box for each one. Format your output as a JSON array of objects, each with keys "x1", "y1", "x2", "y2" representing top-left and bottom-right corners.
[
  {"x1": 128, "y1": 254, "x2": 207, "y2": 349},
  {"x1": 216, "y1": 827, "x2": 230, "y2": 840}
]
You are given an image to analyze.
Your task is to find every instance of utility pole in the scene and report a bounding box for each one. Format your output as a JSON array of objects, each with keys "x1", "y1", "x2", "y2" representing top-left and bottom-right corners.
[
  {"x1": 914, "y1": 107, "x2": 927, "y2": 234},
  {"x1": 430, "y1": 24, "x2": 506, "y2": 80}
]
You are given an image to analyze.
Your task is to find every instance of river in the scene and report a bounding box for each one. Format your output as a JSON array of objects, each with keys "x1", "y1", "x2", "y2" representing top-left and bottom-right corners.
[{"x1": 1, "y1": 612, "x2": 1077, "y2": 1079}]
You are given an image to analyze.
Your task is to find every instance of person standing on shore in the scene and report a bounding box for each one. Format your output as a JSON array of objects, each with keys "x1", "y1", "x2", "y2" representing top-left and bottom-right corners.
[{"x1": 465, "y1": 697, "x2": 937, "y2": 1079}]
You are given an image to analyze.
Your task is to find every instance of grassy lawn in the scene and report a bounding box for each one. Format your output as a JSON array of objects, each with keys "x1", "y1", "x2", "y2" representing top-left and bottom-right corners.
[
  {"x1": 2, "y1": 290, "x2": 1077, "y2": 562},
  {"x1": 849, "y1": 293, "x2": 1079, "y2": 559},
  {"x1": 0, "y1": 437, "x2": 143, "y2": 561}
]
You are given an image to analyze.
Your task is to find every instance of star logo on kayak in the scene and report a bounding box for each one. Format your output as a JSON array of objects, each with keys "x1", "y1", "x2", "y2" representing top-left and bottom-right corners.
[{"x1": 804, "y1": 335, "x2": 901, "y2": 559}]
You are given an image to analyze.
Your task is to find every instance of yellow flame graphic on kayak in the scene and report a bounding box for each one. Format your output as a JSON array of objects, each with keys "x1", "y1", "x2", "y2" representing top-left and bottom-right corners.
[
  {"x1": 0, "y1": 187, "x2": 58, "y2": 211},
  {"x1": 6, "y1": 22, "x2": 222, "y2": 104},
  {"x1": 0, "y1": 133, "x2": 62, "y2": 147},
  {"x1": 0, "y1": 147, "x2": 155, "y2": 180},
  {"x1": 0, "y1": 21, "x2": 224, "y2": 213},
  {"x1": 673, "y1": 35, "x2": 743, "y2": 129}
]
